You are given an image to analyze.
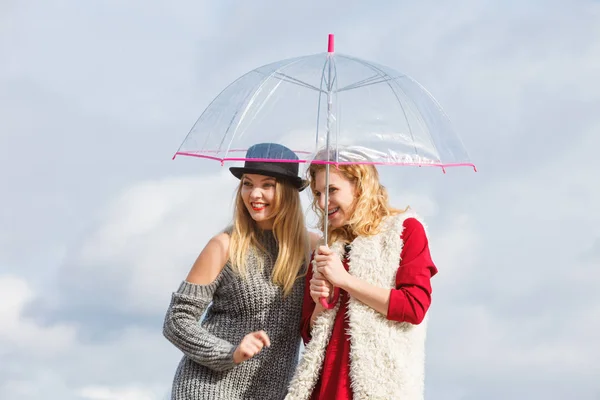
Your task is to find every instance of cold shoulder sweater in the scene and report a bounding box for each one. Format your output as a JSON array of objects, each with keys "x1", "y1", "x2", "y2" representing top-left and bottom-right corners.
[{"x1": 163, "y1": 229, "x2": 306, "y2": 399}]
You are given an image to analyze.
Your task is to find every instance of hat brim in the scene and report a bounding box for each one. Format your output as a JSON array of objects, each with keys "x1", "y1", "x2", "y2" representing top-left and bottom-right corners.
[{"x1": 229, "y1": 167, "x2": 308, "y2": 192}]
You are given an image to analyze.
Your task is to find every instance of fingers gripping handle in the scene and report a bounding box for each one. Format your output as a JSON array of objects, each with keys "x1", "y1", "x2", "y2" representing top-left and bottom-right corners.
[
  {"x1": 319, "y1": 287, "x2": 340, "y2": 309},
  {"x1": 314, "y1": 238, "x2": 340, "y2": 309}
]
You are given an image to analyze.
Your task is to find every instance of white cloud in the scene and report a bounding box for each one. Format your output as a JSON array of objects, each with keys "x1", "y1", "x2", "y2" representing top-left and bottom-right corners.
[
  {"x1": 424, "y1": 209, "x2": 600, "y2": 399},
  {"x1": 428, "y1": 213, "x2": 480, "y2": 291},
  {"x1": 1, "y1": 371, "x2": 75, "y2": 400},
  {"x1": 77, "y1": 385, "x2": 157, "y2": 400},
  {"x1": 55, "y1": 171, "x2": 240, "y2": 316},
  {"x1": 48, "y1": 165, "x2": 325, "y2": 320},
  {"x1": 3, "y1": 0, "x2": 600, "y2": 399},
  {"x1": 0, "y1": 275, "x2": 77, "y2": 357},
  {"x1": 0, "y1": 274, "x2": 179, "y2": 400}
]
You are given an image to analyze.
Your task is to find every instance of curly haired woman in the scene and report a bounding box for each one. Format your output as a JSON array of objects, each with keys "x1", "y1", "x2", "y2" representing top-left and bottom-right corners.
[{"x1": 286, "y1": 152, "x2": 438, "y2": 400}]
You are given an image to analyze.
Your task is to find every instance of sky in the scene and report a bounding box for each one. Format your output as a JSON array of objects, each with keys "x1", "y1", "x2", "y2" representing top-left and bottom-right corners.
[{"x1": 1, "y1": 0, "x2": 599, "y2": 399}]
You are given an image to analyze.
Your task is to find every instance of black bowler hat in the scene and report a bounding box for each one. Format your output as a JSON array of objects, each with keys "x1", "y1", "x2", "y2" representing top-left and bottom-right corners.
[{"x1": 229, "y1": 143, "x2": 308, "y2": 191}]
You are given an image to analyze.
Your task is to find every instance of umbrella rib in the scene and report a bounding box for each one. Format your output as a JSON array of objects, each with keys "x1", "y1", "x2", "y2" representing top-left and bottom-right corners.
[
  {"x1": 336, "y1": 74, "x2": 381, "y2": 91},
  {"x1": 226, "y1": 79, "x2": 286, "y2": 153},
  {"x1": 331, "y1": 55, "x2": 339, "y2": 147},
  {"x1": 330, "y1": 59, "x2": 337, "y2": 90},
  {"x1": 337, "y1": 75, "x2": 400, "y2": 92},
  {"x1": 401, "y1": 75, "x2": 460, "y2": 159},
  {"x1": 222, "y1": 58, "x2": 308, "y2": 156},
  {"x1": 388, "y1": 78, "x2": 441, "y2": 160},
  {"x1": 314, "y1": 56, "x2": 329, "y2": 149},
  {"x1": 272, "y1": 72, "x2": 326, "y2": 93},
  {"x1": 342, "y1": 56, "x2": 421, "y2": 160}
]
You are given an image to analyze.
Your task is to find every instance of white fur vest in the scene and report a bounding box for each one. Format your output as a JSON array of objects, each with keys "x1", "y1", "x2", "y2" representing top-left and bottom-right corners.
[{"x1": 286, "y1": 210, "x2": 428, "y2": 400}]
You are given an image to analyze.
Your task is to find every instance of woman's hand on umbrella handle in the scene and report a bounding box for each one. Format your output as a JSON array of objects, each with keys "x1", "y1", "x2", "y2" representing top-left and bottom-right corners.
[
  {"x1": 319, "y1": 287, "x2": 339, "y2": 309},
  {"x1": 310, "y1": 272, "x2": 337, "y2": 308}
]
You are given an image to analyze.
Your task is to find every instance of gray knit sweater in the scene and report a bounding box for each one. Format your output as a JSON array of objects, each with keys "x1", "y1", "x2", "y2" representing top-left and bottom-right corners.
[{"x1": 163, "y1": 229, "x2": 306, "y2": 400}]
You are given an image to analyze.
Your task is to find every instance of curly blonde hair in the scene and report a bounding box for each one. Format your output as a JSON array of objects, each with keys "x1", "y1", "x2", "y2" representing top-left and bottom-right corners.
[{"x1": 307, "y1": 163, "x2": 407, "y2": 245}]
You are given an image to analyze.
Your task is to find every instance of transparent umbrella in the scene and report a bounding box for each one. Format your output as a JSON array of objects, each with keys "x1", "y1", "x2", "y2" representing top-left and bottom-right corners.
[
  {"x1": 174, "y1": 34, "x2": 476, "y2": 305},
  {"x1": 175, "y1": 35, "x2": 474, "y2": 169}
]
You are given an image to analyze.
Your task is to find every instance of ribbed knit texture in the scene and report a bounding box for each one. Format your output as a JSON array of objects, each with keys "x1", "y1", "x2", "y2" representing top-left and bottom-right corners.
[{"x1": 163, "y1": 229, "x2": 305, "y2": 400}]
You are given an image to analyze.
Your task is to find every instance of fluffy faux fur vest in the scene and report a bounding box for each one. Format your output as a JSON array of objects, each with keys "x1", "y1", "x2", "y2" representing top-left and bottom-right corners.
[{"x1": 286, "y1": 210, "x2": 428, "y2": 400}]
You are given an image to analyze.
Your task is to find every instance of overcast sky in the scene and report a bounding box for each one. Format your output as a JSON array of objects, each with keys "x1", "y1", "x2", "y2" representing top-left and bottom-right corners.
[{"x1": 1, "y1": 0, "x2": 599, "y2": 399}]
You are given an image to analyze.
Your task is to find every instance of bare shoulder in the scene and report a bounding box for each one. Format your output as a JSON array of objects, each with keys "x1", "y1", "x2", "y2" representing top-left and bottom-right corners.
[
  {"x1": 185, "y1": 232, "x2": 230, "y2": 285},
  {"x1": 308, "y1": 230, "x2": 322, "y2": 252}
]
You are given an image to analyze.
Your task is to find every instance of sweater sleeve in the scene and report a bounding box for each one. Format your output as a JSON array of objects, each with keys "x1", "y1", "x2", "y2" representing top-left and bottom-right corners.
[
  {"x1": 163, "y1": 278, "x2": 237, "y2": 371},
  {"x1": 387, "y1": 218, "x2": 438, "y2": 324}
]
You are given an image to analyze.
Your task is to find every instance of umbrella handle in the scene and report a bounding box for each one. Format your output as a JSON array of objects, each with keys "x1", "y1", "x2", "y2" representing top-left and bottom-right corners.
[{"x1": 319, "y1": 287, "x2": 340, "y2": 309}]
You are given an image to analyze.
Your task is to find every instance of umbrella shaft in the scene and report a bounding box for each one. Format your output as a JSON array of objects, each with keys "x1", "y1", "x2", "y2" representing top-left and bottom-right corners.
[{"x1": 324, "y1": 60, "x2": 333, "y2": 246}]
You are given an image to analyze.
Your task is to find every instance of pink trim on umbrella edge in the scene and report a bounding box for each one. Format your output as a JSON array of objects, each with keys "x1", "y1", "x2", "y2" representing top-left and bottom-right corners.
[{"x1": 173, "y1": 151, "x2": 478, "y2": 172}]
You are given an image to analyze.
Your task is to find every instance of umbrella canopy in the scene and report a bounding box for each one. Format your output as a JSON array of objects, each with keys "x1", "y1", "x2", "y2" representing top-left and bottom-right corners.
[{"x1": 174, "y1": 35, "x2": 475, "y2": 173}]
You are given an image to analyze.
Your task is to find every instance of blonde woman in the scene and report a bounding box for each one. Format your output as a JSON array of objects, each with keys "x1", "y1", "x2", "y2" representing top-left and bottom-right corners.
[
  {"x1": 163, "y1": 143, "x2": 319, "y2": 400},
  {"x1": 286, "y1": 153, "x2": 438, "y2": 400}
]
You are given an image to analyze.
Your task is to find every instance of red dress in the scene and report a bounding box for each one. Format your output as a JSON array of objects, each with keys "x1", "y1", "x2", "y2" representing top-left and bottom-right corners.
[{"x1": 300, "y1": 218, "x2": 438, "y2": 400}]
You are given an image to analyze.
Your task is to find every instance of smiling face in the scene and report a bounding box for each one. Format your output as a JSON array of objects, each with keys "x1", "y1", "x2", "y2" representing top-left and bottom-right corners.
[
  {"x1": 240, "y1": 174, "x2": 278, "y2": 229},
  {"x1": 313, "y1": 169, "x2": 357, "y2": 229},
  {"x1": 308, "y1": 162, "x2": 395, "y2": 244}
]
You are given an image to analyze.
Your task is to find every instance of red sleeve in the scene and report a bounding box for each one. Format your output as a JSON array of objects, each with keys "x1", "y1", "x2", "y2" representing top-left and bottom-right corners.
[
  {"x1": 300, "y1": 253, "x2": 316, "y2": 344},
  {"x1": 387, "y1": 218, "x2": 438, "y2": 324}
]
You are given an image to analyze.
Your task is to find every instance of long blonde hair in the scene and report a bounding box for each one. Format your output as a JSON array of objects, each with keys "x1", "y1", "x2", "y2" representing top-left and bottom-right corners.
[
  {"x1": 308, "y1": 163, "x2": 406, "y2": 245},
  {"x1": 228, "y1": 176, "x2": 309, "y2": 296}
]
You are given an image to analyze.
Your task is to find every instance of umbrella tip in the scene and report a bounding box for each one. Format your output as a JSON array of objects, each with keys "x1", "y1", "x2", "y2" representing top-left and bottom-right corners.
[{"x1": 328, "y1": 33, "x2": 334, "y2": 53}]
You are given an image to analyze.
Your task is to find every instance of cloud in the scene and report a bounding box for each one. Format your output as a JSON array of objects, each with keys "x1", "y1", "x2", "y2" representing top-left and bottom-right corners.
[
  {"x1": 0, "y1": 275, "x2": 180, "y2": 400},
  {"x1": 26, "y1": 171, "x2": 240, "y2": 332},
  {"x1": 3, "y1": 0, "x2": 600, "y2": 399},
  {"x1": 424, "y1": 209, "x2": 600, "y2": 399},
  {"x1": 3, "y1": 167, "x2": 324, "y2": 399},
  {"x1": 77, "y1": 386, "x2": 157, "y2": 400},
  {"x1": 0, "y1": 275, "x2": 77, "y2": 357},
  {"x1": 0, "y1": 274, "x2": 175, "y2": 399},
  {"x1": 421, "y1": 128, "x2": 600, "y2": 398}
]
